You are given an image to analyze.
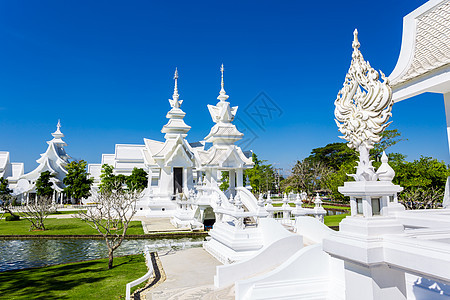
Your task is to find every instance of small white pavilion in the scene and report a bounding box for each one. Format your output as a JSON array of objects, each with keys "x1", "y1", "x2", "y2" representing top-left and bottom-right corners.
[
  {"x1": 17, "y1": 120, "x2": 70, "y2": 204},
  {"x1": 196, "y1": 64, "x2": 253, "y2": 196}
]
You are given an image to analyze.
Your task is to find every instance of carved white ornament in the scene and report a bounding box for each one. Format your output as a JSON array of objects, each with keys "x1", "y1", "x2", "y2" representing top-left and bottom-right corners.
[{"x1": 334, "y1": 30, "x2": 394, "y2": 181}]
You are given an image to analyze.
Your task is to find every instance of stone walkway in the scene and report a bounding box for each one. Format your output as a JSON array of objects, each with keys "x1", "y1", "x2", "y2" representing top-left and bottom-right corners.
[
  {"x1": 133, "y1": 217, "x2": 191, "y2": 233},
  {"x1": 143, "y1": 247, "x2": 234, "y2": 300}
]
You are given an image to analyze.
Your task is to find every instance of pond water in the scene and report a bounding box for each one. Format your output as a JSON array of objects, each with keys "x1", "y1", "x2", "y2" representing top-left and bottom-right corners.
[
  {"x1": 326, "y1": 209, "x2": 348, "y2": 216},
  {"x1": 0, "y1": 237, "x2": 204, "y2": 272}
]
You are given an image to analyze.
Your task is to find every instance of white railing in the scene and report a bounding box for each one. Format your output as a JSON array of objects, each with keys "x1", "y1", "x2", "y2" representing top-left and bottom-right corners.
[{"x1": 125, "y1": 246, "x2": 154, "y2": 300}]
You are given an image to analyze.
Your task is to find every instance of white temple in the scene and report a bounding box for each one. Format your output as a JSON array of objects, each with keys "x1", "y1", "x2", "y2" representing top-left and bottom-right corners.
[
  {"x1": 87, "y1": 67, "x2": 255, "y2": 226},
  {"x1": 15, "y1": 120, "x2": 71, "y2": 204}
]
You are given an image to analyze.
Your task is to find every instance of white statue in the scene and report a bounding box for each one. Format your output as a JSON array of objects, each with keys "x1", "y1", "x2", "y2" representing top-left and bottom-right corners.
[{"x1": 334, "y1": 29, "x2": 394, "y2": 181}]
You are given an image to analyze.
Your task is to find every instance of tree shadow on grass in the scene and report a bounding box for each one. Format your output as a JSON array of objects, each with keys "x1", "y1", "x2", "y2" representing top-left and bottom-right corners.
[{"x1": 0, "y1": 260, "x2": 108, "y2": 299}]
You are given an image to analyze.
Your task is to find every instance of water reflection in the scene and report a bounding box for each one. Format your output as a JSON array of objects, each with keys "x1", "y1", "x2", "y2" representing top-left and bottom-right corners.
[{"x1": 0, "y1": 237, "x2": 204, "y2": 272}]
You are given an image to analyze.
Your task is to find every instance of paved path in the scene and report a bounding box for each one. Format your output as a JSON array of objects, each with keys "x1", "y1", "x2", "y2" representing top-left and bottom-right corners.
[
  {"x1": 144, "y1": 247, "x2": 234, "y2": 300},
  {"x1": 133, "y1": 217, "x2": 191, "y2": 233}
]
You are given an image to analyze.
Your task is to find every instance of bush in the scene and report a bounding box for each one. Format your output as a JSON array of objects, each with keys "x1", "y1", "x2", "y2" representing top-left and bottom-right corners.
[{"x1": 5, "y1": 215, "x2": 20, "y2": 221}]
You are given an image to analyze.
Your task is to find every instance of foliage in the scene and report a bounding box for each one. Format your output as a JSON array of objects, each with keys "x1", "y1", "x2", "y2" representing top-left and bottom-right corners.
[
  {"x1": 18, "y1": 196, "x2": 53, "y2": 231},
  {"x1": 391, "y1": 156, "x2": 450, "y2": 209},
  {"x1": 323, "y1": 161, "x2": 356, "y2": 202},
  {"x1": 306, "y1": 142, "x2": 357, "y2": 171},
  {"x1": 304, "y1": 129, "x2": 406, "y2": 201},
  {"x1": 0, "y1": 177, "x2": 12, "y2": 197},
  {"x1": 77, "y1": 184, "x2": 142, "y2": 269},
  {"x1": 283, "y1": 159, "x2": 331, "y2": 199},
  {"x1": 0, "y1": 254, "x2": 148, "y2": 299},
  {"x1": 98, "y1": 164, "x2": 117, "y2": 193},
  {"x1": 0, "y1": 177, "x2": 19, "y2": 220},
  {"x1": 63, "y1": 160, "x2": 94, "y2": 204},
  {"x1": 399, "y1": 186, "x2": 444, "y2": 210},
  {"x1": 99, "y1": 165, "x2": 147, "y2": 193},
  {"x1": 244, "y1": 153, "x2": 277, "y2": 194},
  {"x1": 35, "y1": 171, "x2": 55, "y2": 197},
  {"x1": 370, "y1": 129, "x2": 406, "y2": 161},
  {"x1": 126, "y1": 168, "x2": 148, "y2": 192},
  {"x1": 219, "y1": 171, "x2": 229, "y2": 192},
  {"x1": 5, "y1": 214, "x2": 20, "y2": 221}
]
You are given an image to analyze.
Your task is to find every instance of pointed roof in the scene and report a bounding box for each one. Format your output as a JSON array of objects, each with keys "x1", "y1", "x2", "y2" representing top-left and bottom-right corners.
[
  {"x1": 161, "y1": 68, "x2": 191, "y2": 139},
  {"x1": 48, "y1": 119, "x2": 67, "y2": 146},
  {"x1": 204, "y1": 65, "x2": 243, "y2": 144},
  {"x1": 20, "y1": 121, "x2": 70, "y2": 192}
]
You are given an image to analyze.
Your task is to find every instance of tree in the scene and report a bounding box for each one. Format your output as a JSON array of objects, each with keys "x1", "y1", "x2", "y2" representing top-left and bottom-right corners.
[
  {"x1": 284, "y1": 159, "x2": 332, "y2": 199},
  {"x1": 126, "y1": 168, "x2": 148, "y2": 192},
  {"x1": 98, "y1": 164, "x2": 118, "y2": 193},
  {"x1": 63, "y1": 160, "x2": 94, "y2": 204},
  {"x1": 306, "y1": 142, "x2": 357, "y2": 171},
  {"x1": 370, "y1": 129, "x2": 406, "y2": 161},
  {"x1": 0, "y1": 178, "x2": 18, "y2": 220},
  {"x1": 19, "y1": 196, "x2": 53, "y2": 231},
  {"x1": 323, "y1": 161, "x2": 356, "y2": 202},
  {"x1": 244, "y1": 153, "x2": 276, "y2": 194},
  {"x1": 76, "y1": 184, "x2": 142, "y2": 269},
  {"x1": 36, "y1": 171, "x2": 55, "y2": 197}
]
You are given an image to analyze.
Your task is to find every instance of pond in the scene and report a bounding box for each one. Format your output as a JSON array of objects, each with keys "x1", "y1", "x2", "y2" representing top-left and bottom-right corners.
[
  {"x1": 326, "y1": 209, "x2": 348, "y2": 216},
  {"x1": 0, "y1": 237, "x2": 205, "y2": 272}
]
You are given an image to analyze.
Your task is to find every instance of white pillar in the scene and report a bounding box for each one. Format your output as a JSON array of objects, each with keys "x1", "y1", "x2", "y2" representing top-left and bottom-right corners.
[
  {"x1": 183, "y1": 168, "x2": 188, "y2": 193},
  {"x1": 236, "y1": 169, "x2": 243, "y2": 187},
  {"x1": 229, "y1": 170, "x2": 236, "y2": 195}
]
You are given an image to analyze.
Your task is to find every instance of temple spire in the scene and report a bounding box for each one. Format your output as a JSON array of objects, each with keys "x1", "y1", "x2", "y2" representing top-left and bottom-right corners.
[
  {"x1": 352, "y1": 29, "x2": 360, "y2": 50},
  {"x1": 169, "y1": 68, "x2": 182, "y2": 109},
  {"x1": 217, "y1": 64, "x2": 229, "y2": 102},
  {"x1": 173, "y1": 68, "x2": 179, "y2": 101}
]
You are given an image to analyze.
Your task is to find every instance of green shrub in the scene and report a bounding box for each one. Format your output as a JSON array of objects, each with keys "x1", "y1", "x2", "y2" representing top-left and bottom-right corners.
[{"x1": 5, "y1": 214, "x2": 20, "y2": 221}]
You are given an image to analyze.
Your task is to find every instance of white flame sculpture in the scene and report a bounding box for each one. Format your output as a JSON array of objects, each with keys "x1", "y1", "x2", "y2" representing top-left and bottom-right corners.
[{"x1": 334, "y1": 29, "x2": 394, "y2": 181}]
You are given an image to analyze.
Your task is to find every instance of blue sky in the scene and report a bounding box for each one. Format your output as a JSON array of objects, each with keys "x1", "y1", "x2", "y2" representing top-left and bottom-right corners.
[{"x1": 0, "y1": 0, "x2": 447, "y2": 174}]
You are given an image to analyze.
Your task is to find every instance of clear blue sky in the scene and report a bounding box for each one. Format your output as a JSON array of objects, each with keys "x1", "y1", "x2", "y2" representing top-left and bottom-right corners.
[{"x1": 0, "y1": 0, "x2": 447, "y2": 175}]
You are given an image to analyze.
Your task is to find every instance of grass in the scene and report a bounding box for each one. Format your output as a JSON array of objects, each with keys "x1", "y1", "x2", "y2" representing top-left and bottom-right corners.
[
  {"x1": 0, "y1": 254, "x2": 148, "y2": 299},
  {"x1": 324, "y1": 214, "x2": 350, "y2": 227},
  {"x1": 0, "y1": 218, "x2": 144, "y2": 235},
  {"x1": 2, "y1": 210, "x2": 85, "y2": 218}
]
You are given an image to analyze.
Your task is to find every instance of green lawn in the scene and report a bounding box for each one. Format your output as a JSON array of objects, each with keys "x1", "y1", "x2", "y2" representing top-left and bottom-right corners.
[
  {"x1": 324, "y1": 214, "x2": 350, "y2": 227},
  {"x1": 0, "y1": 254, "x2": 148, "y2": 299},
  {"x1": 0, "y1": 218, "x2": 144, "y2": 235}
]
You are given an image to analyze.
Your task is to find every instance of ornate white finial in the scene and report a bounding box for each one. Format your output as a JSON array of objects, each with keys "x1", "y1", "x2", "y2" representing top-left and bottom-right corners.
[
  {"x1": 217, "y1": 64, "x2": 229, "y2": 102},
  {"x1": 229, "y1": 194, "x2": 235, "y2": 205},
  {"x1": 173, "y1": 68, "x2": 179, "y2": 101},
  {"x1": 334, "y1": 30, "x2": 393, "y2": 181},
  {"x1": 376, "y1": 151, "x2": 395, "y2": 182},
  {"x1": 169, "y1": 68, "x2": 182, "y2": 109},
  {"x1": 57, "y1": 119, "x2": 61, "y2": 131},
  {"x1": 352, "y1": 29, "x2": 360, "y2": 50}
]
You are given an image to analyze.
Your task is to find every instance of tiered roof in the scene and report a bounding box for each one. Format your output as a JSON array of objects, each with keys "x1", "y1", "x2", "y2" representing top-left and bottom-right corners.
[
  {"x1": 20, "y1": 121, "x2": 70, "y2": 192},
  {"x1": 197, "y1": 65, "x2": 253, "y2": 169}
]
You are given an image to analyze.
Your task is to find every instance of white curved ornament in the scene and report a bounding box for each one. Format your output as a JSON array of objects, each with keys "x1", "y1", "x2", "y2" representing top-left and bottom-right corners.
[{"x1": 334, "y1": 29, "x2": 394, "y2": 181}]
